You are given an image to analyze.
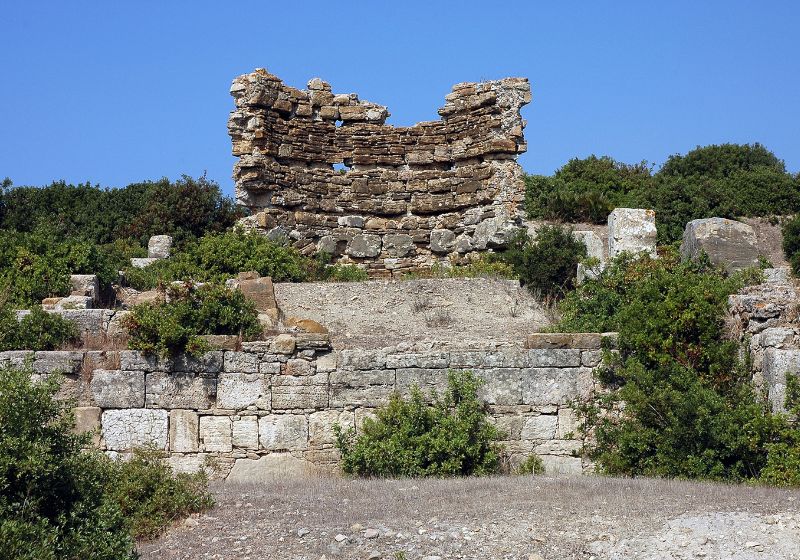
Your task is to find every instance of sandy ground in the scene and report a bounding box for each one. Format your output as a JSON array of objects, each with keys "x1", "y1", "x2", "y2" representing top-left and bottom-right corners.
[
  {"x1": 138, "y1": 476, "x2": 800, "y2": 560},
  {"x1": 274, "y1": 278, "x2": 552, "y2": 350}
]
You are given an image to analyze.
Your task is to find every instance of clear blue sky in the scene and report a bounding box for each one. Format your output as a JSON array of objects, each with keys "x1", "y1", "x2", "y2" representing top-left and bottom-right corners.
[{"x1": 1, "y1": 1, "x2": 798, "y2": 198}]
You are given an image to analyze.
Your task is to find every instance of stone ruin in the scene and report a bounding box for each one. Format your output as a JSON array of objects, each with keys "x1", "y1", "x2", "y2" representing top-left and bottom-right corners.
[{"x1": 228, "y1": 68, "x2": 531, "y2": 276}]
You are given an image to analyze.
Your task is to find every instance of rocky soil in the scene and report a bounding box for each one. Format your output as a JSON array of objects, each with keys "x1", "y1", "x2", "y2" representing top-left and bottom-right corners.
[
  {"x1": 274, "y1": 278, "x2": 552, "y2": 349},
  {"x1": 138, "y1": 475, "x2": 800, "y2": 560}
]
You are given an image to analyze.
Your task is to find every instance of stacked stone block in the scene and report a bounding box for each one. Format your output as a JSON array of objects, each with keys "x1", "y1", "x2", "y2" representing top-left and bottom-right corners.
[
  {"x1": 2, "y1": 332, "x2": 612, "y2": 478},
  {"x1": 228, "y1": 68, "x2": 531, "y2": 276}
]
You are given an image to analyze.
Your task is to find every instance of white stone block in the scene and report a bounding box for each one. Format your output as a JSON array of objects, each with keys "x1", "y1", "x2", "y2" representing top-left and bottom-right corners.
[
  {"x1": 521, "y1": 414, "x2": 558, "y2": 440},
  {"x1": 199, "y1": 416, "x2": 232, "y2": 452},
  {"x1": 169, "y1": 410, "x2": 199, "y2": 453},
  {"x1": 232, "y1": 416, "x2": 259, "y2": 449},
  {"x1": 216, "y1": 373, "x2": 270, "y2": 410},
  {"x1": 259, "y1": 415, "x2": 308, "y2": 450},
  {"x1": 608, "y1": 208, "x2": 657, "y2": 258},
  {"x1": 102, "y1": 409, "x2": 168, "y2": 451}
]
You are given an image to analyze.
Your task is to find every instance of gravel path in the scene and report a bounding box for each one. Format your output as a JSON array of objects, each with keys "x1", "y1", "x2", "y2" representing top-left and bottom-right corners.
[{"x1": 138, "y1": 476, "x2": 800, "y2": 560}]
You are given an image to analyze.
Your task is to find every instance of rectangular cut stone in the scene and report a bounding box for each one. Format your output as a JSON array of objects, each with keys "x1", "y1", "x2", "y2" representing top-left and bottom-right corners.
[
  {"x1": 232, "y1": 416, "x2": 259, "y2": 449},
  {"x1": 521, "y1": 414, "x2": 558, "y2": 441},
  {"x1": 608, "y1": 208, "x2": 657, "y2": 258},
  {"x1": 101, "y1": 409, "x2": 168, "y2": 451},
  {"x1": 762, "y1": 348, "x2": 800, "y2": 413},
  {"x1": 199, "y1": 416, "x2": 232, "y2": 452},
  {"x1": 482, "y1": 350, "x2": 528, "y2": 368},
  {"x1": 223, "y1": 351, "x2": 260, "y2": 373},
  {"x1": 450, "y1": 351, "x2": 486, "y2": 368},
  {"x1": 216, "y1": 373, "x2": 270, "y2": 410},
  {"x1": 416, "y1": 352, "x2": 450, "y2": 369},
  {"x1": 272, "y1": 385, "x2": 328, "y2": 410},
  {"x1": 172, "y1": 351, "x2": 223, "y2": 373},
  {"x1": 259, "y1": 415, "x2": 308, "y2": 450},
  {"x1": 527, "y1": 349, "x2": 582, "y2": 368},
  {"x1": 329, "y1": 369, "x2": 396, "y2": 407},
  {"x1": 521, "y1": 368, "x2": 593, "y2": 406},
  {"x1": 396, "y1": 368, "x2": 449, "y2": 398},
  {"x1": 315, "y1": 352, "x2": 337, "y2": 372},
  {"x1": 581, "y1": 350, "x2": 603, "y2": 367},
  {"x1": 169, "y1": 410, "x2": 199, "y2": 452},
  {"x1": 145, "y1": 372, "x2": 216, "y2": 409},
  {"x1": 385, "y1": 353, "x2": 419, "y2": 369},
  {"x1": 339, "y1": 349, "x2": 387, "y2": 370},
  {"x1": 73, "y1": 406, "x2": 102, "y2": 447},
  {"x1": 33, "y1": 351, "x2": 83, "y2": 375},
  {"x1": 282, "y1": 358, "x2": 315, "y2": 376},
  {"x1": 525, "y1": 333, "x2": 602, "y2": 349},
  {"x1": 0, "y1": 350, "x2": 34, "y2": 368},
  {"x1": 90, "y1": 370, "x2": 145, "y2": 408},
  {"x1": 309, "y1": 410, "x2": 355, "y2": 446},
  {"x1": 120, "y1": 350, "x2": 171, "y2": 371},
  {"x1": 58, "y1": 309, "x2": 114, "y2": 336},
  {"x1": 477, "y1": 368, "x2": 522, "y2": 405},
  {"x1": 556, "y1": 407, "x2": 579, "y2": 439}
]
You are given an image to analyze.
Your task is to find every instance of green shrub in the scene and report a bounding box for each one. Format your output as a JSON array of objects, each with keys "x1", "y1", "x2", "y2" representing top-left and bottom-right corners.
[
  {"x1": 0, "y1": 305, "x2": 78, "y2": 351},
  {"x1": 122, "y1": 282, "x2": 261, "y2": 355},
  {"x1": 560, "y1": 249, "x2": 799, "y2": 481},
  {"x1": 123, "y1": 230, "x2": 312, "y2": 290},
  {"x1": 500, "y1": 226, "x2": 587, "y2": 298},
  {"x1": 782, "y1": 214, "x2": 800, "y2": 275},
  {"x1": 334, "y1": 370, "x2": 503, "y2": 477},
  {"x1": 0, "y1": 366, "x2": 136, "y2": 559},
  {"x1": 106, "y1": 448, "x2": 214, "y2": 539},
  {"x1": 516, "y1": 454, "x2": 545, "y2": 475}
]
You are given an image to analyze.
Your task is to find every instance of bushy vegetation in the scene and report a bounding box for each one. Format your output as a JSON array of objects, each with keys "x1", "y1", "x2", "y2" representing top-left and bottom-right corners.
[
  {"x1": 0, "y1": 176, "x2": 242, "y2": 307},
  {"x1": 334, "y1": 370, "x2": 503, "y2": 477},
  {"x1": 516, "y1": 454, "x2": 545, "y2": 475},
  {"x1": 500, "y1": 226, "x2": 587, "y2": 298},
  {"x1": 0, "y1": 365, "x2": 213, "y2": 559},
  {"x1": 560, "y1": 250, "x2": 800, "y2": 483},
  {"x1": 123, "y1": 230, "x2": 313, "y2": 290},
  {"x1": 526, "y1": 144, "x2": 800, "y2": 243},
  {"x1": 0, "y1": 304, "x2": 78, "y2": 351},
  {"x1": 781, "y1": 214, "x2": 800, "y2": 275},
  {"x1": 122, "y1": 282, "x2": 261, "y2": 355}
]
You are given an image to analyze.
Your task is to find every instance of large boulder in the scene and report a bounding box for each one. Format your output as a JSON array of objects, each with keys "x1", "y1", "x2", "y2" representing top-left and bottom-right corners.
[
  {"x1": 147, "y1": 235, "x2": 173, "y2": 259},
  {"x1": 680, "y1": 217, "x2": 760, "y2": 272},
  {"x1": 608, "y1": 208, "x2": 657, "y2": 258}
]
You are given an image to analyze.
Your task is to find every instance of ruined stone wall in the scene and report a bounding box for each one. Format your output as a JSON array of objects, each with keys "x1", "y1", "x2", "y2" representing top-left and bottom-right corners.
[
  {"x1": 228, "y1": 69, "x2": 531, "y2": 276},
  {"x1": 4, "y1": 332, "x2": 613, "y2": 479}
]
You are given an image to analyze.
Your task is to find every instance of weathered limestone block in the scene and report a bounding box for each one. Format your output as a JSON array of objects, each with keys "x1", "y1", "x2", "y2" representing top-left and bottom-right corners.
[
  {"x1": 102, "y1": 409, "x2": 168, "y2": 451},
  {"x1": 217, "y1": 373, "x2": 270, "y2": 410},
  {"x1": 538, "y1": 454, "x2": 583, "y2": 475},
  {"x1": 329, "y1": 370, "x2": 396, "y2": 407},
  {"x1": 383, "y1": 234, "x2": 414, "y2": 257},
  {"x1": 120, "y1": 350, "x2": 171, "y2": 371},
  {"x1": 130, "y1": 257, "x2": 160, "y2": 268},
  {"x1": 0, "y1": 350, "x2": 34, "y2": 368},
  {"x1": 145, "y1": 372, "x2": 216, "y2": 409},
  {"x1": 73, "y1": 406, "x2": 102, "y2": 447},
  {"x1": 271, "y1": 380, "x2": 328, "y2": 410},
  {"x1": 33, "y1": 351, "x2": 83, "y2": 375},
  {"x1": 556, "y1": 407, "x2": 579, "y2": 439},
  {"x1": 396, "y1": 368, "x2": 449, "y2": 397},
  {"x1": 482, "y1": 350, "x2": 528, "y2": 368},
  {"x1": 339, "y1": 349, "x2": 387, "y2": 370},
  {"x1": 170, "y1": 410, "x2": 199, "y2": 453},
  {"x1": 283, "y1": 358, "x2": 316, "y2": 376},
  {"x1": 232, "y1": 416, "x2": 259, "y2": 449},
  {"x1": 90, "y1": 369, "x2": 145, "y2": 408},
  {"x1": 57, "y1": 309, "x2": 114, "y2": 336},
  {"x1": 680, "y1": 217, "x2": 760, "y2": 272},
  {"x1": 54, "y1": 295, "x2": 93, "y2": 310},
  {"x1": 148, "y1": 235, "x2": 173, "y2": 259},
  {"x1": 70, "y1": 274, "x2": 100, "y2": 305},
  {"x1": 573, "y1": 231, "x2": 604, "y2": 261},
  {"x1": 309, "y1": 410, "x2": 355, "y2": 445},
  {"x1": 764, "y1": 267, "x2": 791, "y2": 284},
  {"x1": 226, "y1": 453, "x2": 315, "y2": 481},
  {"x1": 347, "y1": 234, "x2": 382, "y2": 258},
  {"x1": 224, "y1": 351, "x2": 260, "y2": 373},
  {"x1": 521, "y1": 414, "x2": 558, "y2": 440},
  {"x1": 199, "y1": 416, "x2": 232, "y2": 452},
  {"x1": 762, "y1": 348, "x2": 800, "y2": 413},
  {"x1": 259, "y1": 415, "x2": 308, "y2": 450},
  {"x1": 238, "y1": 276, "x2": 277, "y2": 314},
  {"x1": 472, "y1": 216, "x2": 520, "y2": 250},
  {"x1": 521, "y1": 367, "x2": 593, "y2": 406},
  {"x1": 270, "y1": 334, "x2": 296, "y2": 355},
  {"x1": 430, "y1": 229, "x2": 456, "y2": 254},
  {"x1": 527, "y1": 349, "x2": 582, "y2": 368},
  {"x1": 477, "y1": 368, "x2": 523, "y2": 405},
  {"x1": 608, "y1": 208, "x2": 657, "y2": 258},
  {"x1": 172, "y1": 351, "x2": 224, "y2": 373}
]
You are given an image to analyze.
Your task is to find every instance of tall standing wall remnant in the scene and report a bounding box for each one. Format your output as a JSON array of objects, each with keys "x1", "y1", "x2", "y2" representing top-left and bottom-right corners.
[{"x1": 228, "y1": 68, "x2": 531, "y2": 276}]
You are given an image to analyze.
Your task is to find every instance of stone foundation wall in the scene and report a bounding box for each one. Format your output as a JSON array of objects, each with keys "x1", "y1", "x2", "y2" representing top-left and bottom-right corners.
[
  {"x1": 228, "y1": 69, "x2": 531, "y2": 276},
  {"x1": 2, "y1": 332, "x2": 614, "y2": 479}
]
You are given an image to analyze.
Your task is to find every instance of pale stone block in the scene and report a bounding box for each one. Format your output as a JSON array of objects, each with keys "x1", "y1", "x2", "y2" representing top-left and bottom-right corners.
[
  {"x1": 522, "y1": 368, "x2": 586, "y2": 406},
  {"x1": 259, "y1": 415, "x2": 308, "y2": 450},
  {"x1": 680, "y1": 217, "x2": 759, "y2": 272},
  {"x1": 477, "y1": 368, "x2": 522, "y2": 405},
  {"x1": 232, "y1": 416, "x2": 259, "y2": 449},
  {"x1": 148, "y1": 235, "x2": 173, "y2": 259},
  {"x1": 169, "y1": 410, "x2": 199, "y2": 453},
  {"x1": 145, "y1": 372, "x2": 216, "y2": 409},
  {"x1": 315, "y1": 352, "x2": 337, "y2": 373},
  {"x1": 521, "y1": 414, "x2": 558, "y2": 441},
  {"x1": 226, "y1": 453, "x2": 315, "y2": 482},
  {"x1": 271, "y1": 385, "x2": 328, "y2": 410},
  {"x1": 527, "y1": 349, "x2": 582, "y2": 368},
  {"x1": 573, "y1": 230, "x2": 604, "y2": 261},
  {"x1": 338, "y1": 349, "x2": 387, "y2": 370},
  {"x1": 763, "y1": 348, "x2": 800, "y2": 413},
  {"x1": 216, "y1": 373, "x2": 270, "y2": 410},
  {"x1": 90, "y1": 370, "x2": 145, "y2": 408},
  {"x1": 0, "y1": 350, "x2": 34, "y2": 368},
  {"x1": 73, "y1": 406, "x2": 102, "y2": 447},
  {"x1": 270, "y1": 334, "x2": 296, "y2": 355},
  {"x1": 482, "y1": 350, "x2": 528, "y2": 368},
  {"x1": 309, "y1": 410, "x2": 355, "y2": 445},
  {"x1": 608, "y1": 208, "x2": 657, "y2": 258},
  {"x1": 167, "y1": 454, "x2": 207, "y2": 475},
  {"x1": 283, "y1": 358, "x2": 315, "y2": 376},
  {"x1": 199, "y1": 416, "x2": 232, "y2": 452},
  {"x1": 33, "y1": 351, "x2": 83, "y2": 375},
  {"x1": 172, "y1": 351, "x2": 223, "y2": 373},
  {"x1": 223, "y1": 351, "x2": 259, "y2": 373},
  {"x1": 102, "y1": 409, "x2": 168, "y2": 451},
  {"x1": 539, "y1": 455, "x2": 583, "y2": 475},
  {"x1": 556, "y1": 407, "x2": 579, "y2": 439}
]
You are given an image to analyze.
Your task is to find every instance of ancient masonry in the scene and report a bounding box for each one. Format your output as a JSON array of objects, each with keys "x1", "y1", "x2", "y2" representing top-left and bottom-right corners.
[
  {"x1": 4, "y1": 333, "x2": 611, "y2": 479},
  {"x1": 228, "y1": 68, "x2": 531, "y2": 276}
]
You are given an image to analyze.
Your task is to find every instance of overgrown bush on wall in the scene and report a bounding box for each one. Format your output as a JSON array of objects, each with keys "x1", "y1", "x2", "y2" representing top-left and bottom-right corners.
[
  {"x1": 525, "y1": 144, "x2": 800, "y2": 244},
  {"x1": 122, "y1": 282, "x2": 261, "y2": 355},
  {"x1": 782, "y1": 214, "x2": 800, "y2": 275},
  {"x1": 500, "y1": 226, "x2": 587, "y2": 299},
  {"x1": 560, "y1": 249, "x2": 800, "y2": 484},
  {"x1": 334, "y1": 370, "x2": 503, "y2": 477},
  {"x1": 0, "y1": 365, "x2": 214, "y2": 559},
  {"x1": 123, "y1": 230, "x2": 313, "y2": 290},
  {"x1": 0, "y1": 305, "x2": 78, "y2": 351}
]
